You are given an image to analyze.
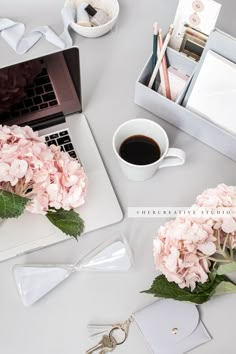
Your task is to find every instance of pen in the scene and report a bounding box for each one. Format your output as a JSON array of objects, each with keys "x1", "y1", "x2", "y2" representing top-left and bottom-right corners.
[{"x1": 148, "y1": 24, "x2": 174, "y2": 89}]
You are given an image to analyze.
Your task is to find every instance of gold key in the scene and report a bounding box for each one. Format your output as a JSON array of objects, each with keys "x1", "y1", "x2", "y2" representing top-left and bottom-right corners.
[
  {"x1": 99, "y1": 334, "x2": 117, "y2": 354},
  {"x1": 99, "y1": 348, "x2": 113, "y2": 354},
  {"x1": 86, "y1": 334, "x2": 114, "y2": 354}
]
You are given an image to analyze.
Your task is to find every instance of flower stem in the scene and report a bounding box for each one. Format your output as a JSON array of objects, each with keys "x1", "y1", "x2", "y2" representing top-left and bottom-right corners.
[
  {"x1": 229, "y1": 235, "x2": 234, "y2": 259},
  {"x1": 215, "y1": 250, "x2": 232, "y2": 261},
  {"x1": 211, "y1": 230, "x2": 235, "y2": 265},
  {"x1": 217, "y1": 229, "x2": 222, "y2": 251},
  {"x1": 206, "y1": 257, "x2": 233, "y2": 263},
  {"x1": 222, "y1": 233, "x2": 229, "y2": 253}
]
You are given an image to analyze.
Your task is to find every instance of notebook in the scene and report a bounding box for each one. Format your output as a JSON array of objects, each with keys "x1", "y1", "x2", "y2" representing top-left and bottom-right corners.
[{"x1": 186, "y1": 50, "x2": 236, "y2": 135}]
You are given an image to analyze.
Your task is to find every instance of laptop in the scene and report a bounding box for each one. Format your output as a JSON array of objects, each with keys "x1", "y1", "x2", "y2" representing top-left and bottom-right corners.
[{"x1": 0, "y1": 47, "x2": 123, "y2": 262}]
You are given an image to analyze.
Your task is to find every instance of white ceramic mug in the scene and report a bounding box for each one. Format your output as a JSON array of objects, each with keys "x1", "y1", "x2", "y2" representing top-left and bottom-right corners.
[{"x1": 112, "y1": 119, "x2": 186, "y2": 181}]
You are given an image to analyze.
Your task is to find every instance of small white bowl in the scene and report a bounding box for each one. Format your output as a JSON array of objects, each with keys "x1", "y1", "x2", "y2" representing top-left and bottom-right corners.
[{"x1": 64, "y1": 0, "x2": 119, "y2": 38}]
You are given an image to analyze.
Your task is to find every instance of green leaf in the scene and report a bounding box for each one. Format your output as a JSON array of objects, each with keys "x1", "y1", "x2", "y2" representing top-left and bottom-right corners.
[
  {"x1": 217, "y1": 262, "x2": 236, "y2": 275},
  {"x1": 142, "y1": 273, "x2": 233, "y2": 304},
  {"x1": 46, "y1": 209, "x2": 84, "y2": 240},
  {"x1": 214, "y1": 281, "x2": 236, "y2": 296},
  {"x1": 0, "y1": 190, "x2": 29, "y2": 219}
]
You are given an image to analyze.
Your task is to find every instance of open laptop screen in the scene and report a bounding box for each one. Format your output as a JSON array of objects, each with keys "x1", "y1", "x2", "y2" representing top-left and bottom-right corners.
[{"x1": 0, "y1": 48, "x2": 82, "y2": 128}]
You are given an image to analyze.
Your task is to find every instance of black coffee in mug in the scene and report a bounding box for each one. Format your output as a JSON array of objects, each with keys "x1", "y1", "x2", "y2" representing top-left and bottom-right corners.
[{"x1": 119, "y1": 135, "x2": 161, "y2": 165}]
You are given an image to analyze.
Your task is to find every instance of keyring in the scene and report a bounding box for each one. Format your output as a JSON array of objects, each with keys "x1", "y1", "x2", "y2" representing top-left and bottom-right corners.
[{"x1": 109, "y1": 326, "x2": 127, "y2": 345}]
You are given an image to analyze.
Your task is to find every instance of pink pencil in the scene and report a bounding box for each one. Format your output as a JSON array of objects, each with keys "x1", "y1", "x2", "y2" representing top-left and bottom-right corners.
[{"x1": 158, "y1": 29, "x2": 171, "y2": 99}]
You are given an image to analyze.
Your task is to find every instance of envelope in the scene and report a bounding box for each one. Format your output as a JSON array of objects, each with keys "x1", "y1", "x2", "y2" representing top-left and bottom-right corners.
[{"x1": 133, "y1": 299, "x2": 211, "y2": 354}]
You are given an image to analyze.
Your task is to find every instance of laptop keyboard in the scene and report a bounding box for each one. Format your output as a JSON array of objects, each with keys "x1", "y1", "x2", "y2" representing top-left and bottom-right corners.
[
  {"x1": 1, "y1": 65, "x2": 59, "y2": 120},
  {"x1": 43, "y1": 129, "x2": 80, "y2": 162}
]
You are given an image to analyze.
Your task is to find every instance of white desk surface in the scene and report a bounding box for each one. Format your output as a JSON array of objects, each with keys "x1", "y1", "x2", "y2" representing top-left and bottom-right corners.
[{"x1": 0, "y1": 1, "x2": 236, "y2": 353}]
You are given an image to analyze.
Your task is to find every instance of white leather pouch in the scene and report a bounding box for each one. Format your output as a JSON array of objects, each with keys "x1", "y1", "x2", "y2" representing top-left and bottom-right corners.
[{"x1": 133, "y1": 299, "x2": 211, "y2": 354}]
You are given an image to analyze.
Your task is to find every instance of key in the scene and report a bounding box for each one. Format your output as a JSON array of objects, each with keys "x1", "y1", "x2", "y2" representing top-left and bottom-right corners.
[
  {"x1": 49, "y1": 133, "x2": 59, "y2": 139},
  {"x1": 59, "y1": 130, "x2": 69, "y2": 136},
  {"x1": 121, "y1": 318, "x2": 133, "y2": 335},
  {"x1": 30, "y1": 106, "x2": 39, "y2": 112},
  {"x1": 86, "y1": 335, "x2": 114, "y2": 354},
  {"x1": 88, "y1": 318, "x2": 133, "y2": 339},
  {"x1": 49, "y1": 100, "x2": 58, "y2": 106},
  {"x1": 99, "y1": 348, "x2": 113, "y2": 354},
  {"x1": 64, "y1": 143, "x2": 74, "y2": 152},
  {"x1": 24, "y1": 98, "x2": 33, "y2": 107},
  {"x1": 35, "y1": 76, "x2": 50, "y2": 85},
  {"x1": 33, "y1": 96, "x2": 42, "y2": 105},
  {"x1": 57, "y1": 135, "x2": 71, "y2": 145},
  {"x1": 99, "y1": 335, "x2": 117, "y2": 354},
  {"x1": 40, "y1": 103, "x2": 48, "y2": 109},
  {"x1": 44, "y1": 83, "x2": 53, "y2": 92},
  {"x1": 36, "y1": 87, "x2": 44, "y2": 95},
  {"x1": 42, "y1": 92, "x2": 56, "y2": 102}
]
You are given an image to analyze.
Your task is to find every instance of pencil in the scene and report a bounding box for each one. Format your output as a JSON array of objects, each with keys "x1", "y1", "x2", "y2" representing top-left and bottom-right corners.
[
  {"x1": 152, "y1": 22, "x2": 159, "y2": 71},
  {"x1": 184, "y1": 24, "x2": 208, "y2": 42},
  {"x1": 152, "y1": 22, "x2": 159, "y2": 90},
  {"x1": 158, "y1": 35, "x2": 166, "y2": 97},
  {"x1": 158, "y1": 29, "x2": 171, "y2": 99},
  {"x1": 148, "y1": 24, "x2": 174, "y2": 89}
]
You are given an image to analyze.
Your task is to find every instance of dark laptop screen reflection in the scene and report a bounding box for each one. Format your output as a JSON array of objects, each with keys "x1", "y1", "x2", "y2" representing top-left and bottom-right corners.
[{"x1": 0, "y1": 48, "x2": 82, "y2": 128}]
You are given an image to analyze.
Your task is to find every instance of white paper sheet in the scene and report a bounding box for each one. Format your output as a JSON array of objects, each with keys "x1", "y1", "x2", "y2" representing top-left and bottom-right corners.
[{"x1": 186, "y1": 50, "x2": 236, "y2": 135}]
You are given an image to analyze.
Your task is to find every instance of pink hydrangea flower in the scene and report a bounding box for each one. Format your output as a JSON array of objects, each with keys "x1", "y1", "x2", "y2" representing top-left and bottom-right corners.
[
  {"x1": 154, "y1": 184, "x2": 236, "y2": 291},
  {"x1": 0, "y1": 125, "x2": 87, "y2": 215},
  {"x1": 154, "y1": 218, "x2": 216, "y2": 290},
  {"x1": 196, "y1": 184, "x2": 236, "y2": 241}
]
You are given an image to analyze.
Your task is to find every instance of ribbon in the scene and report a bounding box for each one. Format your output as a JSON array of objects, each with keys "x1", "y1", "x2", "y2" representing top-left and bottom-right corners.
[{"x1": 0, "y1": 7, "x2": 76, "y2": 54}]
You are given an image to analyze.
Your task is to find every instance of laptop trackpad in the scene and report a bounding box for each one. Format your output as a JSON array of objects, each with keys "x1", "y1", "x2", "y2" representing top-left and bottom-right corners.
[{"x1": 0, "y1": 213, "x2": 55, "y2": 252}]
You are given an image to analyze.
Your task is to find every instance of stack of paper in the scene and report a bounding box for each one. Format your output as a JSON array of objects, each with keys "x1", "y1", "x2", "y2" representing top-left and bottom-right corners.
[{"x1": 186, "y1": 50, "x2": 236, "y2": 135}]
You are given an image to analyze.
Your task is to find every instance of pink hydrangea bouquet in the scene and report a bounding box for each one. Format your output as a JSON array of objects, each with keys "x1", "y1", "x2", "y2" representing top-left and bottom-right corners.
[
  {"x1": 144, "y1": 184, "x2": 236, "y2": 304},
  {"x1": 0, "y1": 125, "x2": 87, "y2": 239}
]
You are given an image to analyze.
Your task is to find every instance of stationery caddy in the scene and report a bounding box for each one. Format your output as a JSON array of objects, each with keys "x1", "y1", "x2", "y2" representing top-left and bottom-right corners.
[{"x1": 135, "y1": 28, "x2": 236, "y2": 161}]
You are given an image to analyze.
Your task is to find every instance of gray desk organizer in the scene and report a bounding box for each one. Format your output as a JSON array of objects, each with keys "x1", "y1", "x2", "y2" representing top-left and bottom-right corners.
[{"x1": 135, "y1": 29, "x2": 236, "y2": 161}]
